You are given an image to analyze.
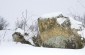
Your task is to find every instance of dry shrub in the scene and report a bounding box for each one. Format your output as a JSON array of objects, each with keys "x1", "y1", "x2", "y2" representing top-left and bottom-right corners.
[{"x1": 0, "y1": 16, "x2": 8, "y2": 30}]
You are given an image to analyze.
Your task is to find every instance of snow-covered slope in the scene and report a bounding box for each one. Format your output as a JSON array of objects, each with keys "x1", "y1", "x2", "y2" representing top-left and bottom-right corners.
[{"x1": 0, "y1": 30, "x2": 14, "y2": 44}]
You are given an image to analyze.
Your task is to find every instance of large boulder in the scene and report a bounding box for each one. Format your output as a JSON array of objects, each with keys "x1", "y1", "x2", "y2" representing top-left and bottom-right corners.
[{"x1": 38, "y1": 14, "x2": 83, "y2": 49}]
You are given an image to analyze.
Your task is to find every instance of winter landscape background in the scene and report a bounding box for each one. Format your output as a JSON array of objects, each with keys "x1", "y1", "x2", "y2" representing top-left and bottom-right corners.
[{"x1": 0, "y1": 0, "x2": 85, "y2": 55}]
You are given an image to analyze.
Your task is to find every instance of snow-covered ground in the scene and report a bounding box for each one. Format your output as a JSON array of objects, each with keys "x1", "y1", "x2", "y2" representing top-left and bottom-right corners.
[
  {"x1": 0, "y1": 44, "x2": 85, "y2": 55},
  {"x1": 0, "y1": 13, "x2": 85, "y2": 55}
]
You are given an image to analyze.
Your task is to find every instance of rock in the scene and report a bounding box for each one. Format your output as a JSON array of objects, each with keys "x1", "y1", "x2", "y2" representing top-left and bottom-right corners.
[
  {"x1": 32, "y1": 34, "x2": 42, "y2": 47},
  {"x1": 12, "y1": 32, "x2": 31, "y2": 45},
  {"x1": 81, "y1": 37, "x2": 85, "y2": 46},
  {"x1": 38, "y1": 14, "x2": 83, "y2": 49}
]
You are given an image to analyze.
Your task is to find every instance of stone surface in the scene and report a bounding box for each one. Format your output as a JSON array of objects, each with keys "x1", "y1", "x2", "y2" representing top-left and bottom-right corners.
[{"x1": 38, "y1": 15, "x2": 83, "y2": 49}]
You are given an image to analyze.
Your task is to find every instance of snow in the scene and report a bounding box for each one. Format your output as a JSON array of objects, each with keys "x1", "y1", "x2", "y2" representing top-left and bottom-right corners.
[
  {"x1": 0, "y1": 43, "x2": 85, "y2": 55},
  {"x1": 69, "y1": 17, "x2": 82, "y2": 29},
  {"x1": 78, "y1": 28, "x2": 85, "y2": 38},
  {"x1": 57, "y1": 18, "x2": 66, "y2": 25},
  {"x1": 0, "y1": 30, "x2": 14, "y2": 43},
  {"x1": 40, "y1": 12, "x2": 62, "y2": 18},
  {"x1": 15, "y1": 28, "x2": 24, "y2": 35}
]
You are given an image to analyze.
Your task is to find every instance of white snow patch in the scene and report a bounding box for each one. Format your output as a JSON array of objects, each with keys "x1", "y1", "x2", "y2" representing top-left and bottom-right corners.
[
  {"x1": 78, "y1": 28, "x2": 85, "y2": 38},
  {"x1": 15, "y1": 28, "x2": 24, "y2": 35},
  {"x1": 0, "y1": 30, "x2": 14, "y2": 44},
  {"x1": 28, "y1": 38, "x2": 35, "y2": 45},
  {"x1": 40, "y1": 12, "x2": 63, "y2": 18},
  {"x1": 57, "y1": 18, "x2": 66, "y2": 25},
  {"x1": 69, "y1": 17, "x2": 82, "y2": 29}
]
